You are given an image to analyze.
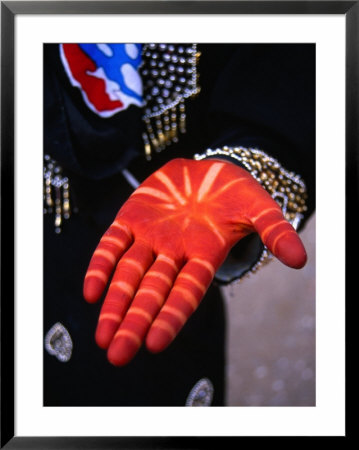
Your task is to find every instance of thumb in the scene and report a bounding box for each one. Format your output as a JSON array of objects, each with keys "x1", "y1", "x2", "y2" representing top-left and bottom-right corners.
[{"x1": 251, "y1": 206, "x2": 307, "y2": 269}]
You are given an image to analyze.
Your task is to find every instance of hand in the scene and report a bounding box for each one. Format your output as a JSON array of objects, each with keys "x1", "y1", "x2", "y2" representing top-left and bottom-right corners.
[{"x1": 83, "y1": 158, "x2": 307, "y2": 365}]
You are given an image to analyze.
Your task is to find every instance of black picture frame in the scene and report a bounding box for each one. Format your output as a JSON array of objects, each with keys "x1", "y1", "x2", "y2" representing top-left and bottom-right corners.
[{"x1": 1, "y1": 1, "x2": 354, "y2": 447}]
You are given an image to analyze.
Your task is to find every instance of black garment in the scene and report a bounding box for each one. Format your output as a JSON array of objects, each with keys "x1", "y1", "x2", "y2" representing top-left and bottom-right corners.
[{"x1": 44, "y1": 44, "x2": 315, "y2": 406}]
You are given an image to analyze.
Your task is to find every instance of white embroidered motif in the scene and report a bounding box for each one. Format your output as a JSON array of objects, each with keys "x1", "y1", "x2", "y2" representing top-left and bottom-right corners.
[
  {"x1": 45, "y1": 322, "x2": 73, "y2": 362},
  {"x1": 185, "y1": 378, "x2": 214, "y2": 406}
]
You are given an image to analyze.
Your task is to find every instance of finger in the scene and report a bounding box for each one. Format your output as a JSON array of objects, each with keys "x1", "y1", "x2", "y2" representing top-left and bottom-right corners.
[
  {"x1": 251, "y1": 206, "x2": 307, "y2": 268},
  {"x1": 146, "y1": 257, "x2": 215, "y2": 354},
  {"x1": 107, "y1": 253, "x2": 181, "y2": 366},
  {"x1": 95, "y1": 241, "x2": 154, "y2": 350},
  {"x1": 83, "y1": 221, "x2": 133, "y2": 303}
]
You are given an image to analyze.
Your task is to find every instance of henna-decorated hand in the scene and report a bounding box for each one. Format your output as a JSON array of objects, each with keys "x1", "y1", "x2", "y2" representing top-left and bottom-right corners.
[{"x1": 84, "y1": 158, "x2": 307, "y2": 366}]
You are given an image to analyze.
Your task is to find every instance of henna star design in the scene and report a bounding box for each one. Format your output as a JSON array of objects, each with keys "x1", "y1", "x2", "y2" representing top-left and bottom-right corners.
[{"x1": 84, "y1": 158, "x2": 307, "y2": 366}]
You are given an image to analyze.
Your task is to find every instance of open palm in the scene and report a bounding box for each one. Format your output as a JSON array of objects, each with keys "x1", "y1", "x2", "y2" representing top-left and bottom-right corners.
[{"x1": 84, "y1": 158, "x2": 307, "y2": 366}]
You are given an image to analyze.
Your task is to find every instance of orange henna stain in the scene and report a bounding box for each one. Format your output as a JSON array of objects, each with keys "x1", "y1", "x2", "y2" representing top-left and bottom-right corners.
[
  {"x1": 112, "y1": 221, "x2": 131, "y2": 238},
  {"x1": 85, "y1": 269, "x2": 108, "y2": 284},
  {"x1": 183, "y1": 166, "x2": 192, "y2": 197},
  {"x1": 260, "y1": 219, "x2": 288, "y2": 242},
  {"x1": 160, "y1": 305, "x2": 187, "y2": 325},
  {"x1": 136, "y1": 287, "x2": 164, "y2": 307},
  {"x1": 99, "y1": 312, "x2": 122, "y2": 323},
  {"x1": 102, "y1": 235, "x2": 127, "y2": 249},
  {"x1": 157, "y1": 254, "x2": 179, "y2": 272},
  {"x1": 120, "y1": 258, "x2": 146, "y2": 276},
  {"x1": 272, "y1": 229, "x2": 297, "y2": 254},
  {"x1": 114, "y1": 329, "x2": 142, "y2": 347},
  {"x1": 146, "y1": 270, "x2": 173, "y2": 287},
  {"x1": 132, "y1": 186, "x2": 173, "y2": 203},
  {"x1": 252, "y1": 207, "x2": 280, "y2": 224},
  {"x1": 203, "y1": 216, "x2": 226, "y2": 246},
  {"x1": 127, "y1": 307, "x2": 153, "y2": 323},
  {"x1": 191, "y1": 258, "x2": 215, "y2": 277},
  {"x1": 197, "y1": 163, "x2": 225, "y2": 202},
  {"x1": 155, "y1": 171, "x2": 187, "y2": 205},
  {"x1": 151, "y1": 319, "x2": 176, "y2": 339},
  {"x1": 93, "y1": 248, "x2": 117, "y2": 265},
  {"x1": 177, "y1": 273, "x2": 206, "y2": 294},
  {"x1": 172, "y1": 286, "x2": 198, "y2": 310},
  {"x1": 207, "y1": 176, "x2": 248, "y2": 201},
  {"x1": 112, "y1": 281, "x2": 135, "y2": 297}
]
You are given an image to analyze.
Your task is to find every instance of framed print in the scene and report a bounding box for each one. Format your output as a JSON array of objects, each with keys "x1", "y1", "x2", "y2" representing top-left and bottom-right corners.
[{"x1": 1, "y1": 1, "x2": 354, "y2": 447}]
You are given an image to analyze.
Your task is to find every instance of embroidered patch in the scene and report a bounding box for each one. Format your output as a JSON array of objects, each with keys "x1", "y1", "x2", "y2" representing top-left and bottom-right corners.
[
  {"x1": 45, "y1": 322, "x2": 73, "y2": 362},
  {"x1": 185, "y1": 378, "x2": 214, "y2": 406},
  {"x1": 60, "y1": 43, "x2": 144, "y2": 117}
]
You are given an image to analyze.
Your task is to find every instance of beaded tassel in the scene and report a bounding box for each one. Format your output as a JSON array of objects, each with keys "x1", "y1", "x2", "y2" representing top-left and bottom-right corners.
[
  {"x1": 141, "y1": 44, "x2": 200, "y2": 160},
  {"x1": 43, "y1": 155, "x2": 71, "y2": 233}
]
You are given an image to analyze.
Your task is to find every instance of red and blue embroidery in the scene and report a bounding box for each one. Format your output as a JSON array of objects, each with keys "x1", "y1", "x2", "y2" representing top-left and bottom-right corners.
[{"x1": 60, "y1": 44, "x2": 144, "y2": 117}]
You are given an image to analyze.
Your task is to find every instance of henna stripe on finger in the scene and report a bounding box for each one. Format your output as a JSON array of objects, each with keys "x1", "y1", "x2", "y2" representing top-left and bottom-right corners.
[
  {"x1": 150, "y1": 319, "x2": 176, "y2": 340},
  {"x1": 191, "y1": 258, "x2": 215, "y2": 277},
  {"x1": 120, "y1": 258, "x2": 146, "y2": 277},
  {"x1": 84, "y1": 221, "x2": 133, "y2": 303},
  {"x1": 101, "y1": 235, "x2": 128, "y2": 248},
  {"x1": 260, "y1": 219, "x2": 289, "y2": 242},
  {"x1": 112, "y1": 221, "x2": 132, "y2": 237},
  {"x1": 99, "y1": 312, "x2": 123, "y2": 323},
  {"x1": 113, "y1": 329, "x2": 142, "y2": 347},
  {"x1": 112, "y1": 281, "x2": 135, "y2": 298},
  {"x1": 126, "y1": 307, "x2": 153, "y2": 323},
  {"x1": 250, "y1": 202, "x2": 307, "y2": 268},
  {"x1": 85, "y1": 269, "x2": 108, "y2": 284},
  {"x1": 135, "y1": 287, "x2": 165, "y2": 307},
  {"x1": 251, "y1": 207, "x2": 280, "y2": 224},
  {"x1": 93, "y1": 248, "x2": 118, "y2": 265},
  {"x1": 172, "y1": 286, "x2": 199, "y2": 311},
  {"x1": 95, "y1": 243, "x2": 154, "y2": 349},
  {"x1": 160, "y1": 305, "x2": 187, "y2": 325},
  {"x1": 157, "y1": 254, "x2": 179, "y2": 272},
  {"x1": 272, "y1": 229, "x2": 298, "y2": 254},
  {"x1": 146, "y1": 270, "x2": 173, "y2": 288},
  {"x1": 176, "y1": 273, "x2": 206, "y2": 294}
]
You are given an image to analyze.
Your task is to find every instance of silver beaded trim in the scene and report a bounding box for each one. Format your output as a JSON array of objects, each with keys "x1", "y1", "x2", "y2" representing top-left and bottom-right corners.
[
  {"x1": 194, "y1": 146, "x2": 308, "y2": 280},
  {"x1": 141, "y1": 44, "x2": 200, "y2": 160},
  {"x1": 45, "y1": 322, "x2": 73, "y2": 363},
  {"x1": 44, "y1": 155, "x2": 71, "y2": 233},
  {"x1": 185, "y1": 378, "x2": 214, "y2": 406}
]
